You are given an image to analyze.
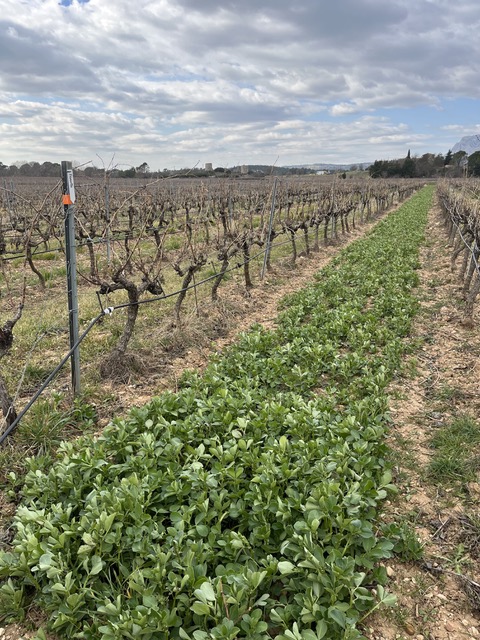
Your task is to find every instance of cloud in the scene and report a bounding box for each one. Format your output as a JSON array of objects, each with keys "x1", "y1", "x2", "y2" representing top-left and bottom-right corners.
[{"x1": 0, "y1": 0, "x2": 478, "y2": 166}]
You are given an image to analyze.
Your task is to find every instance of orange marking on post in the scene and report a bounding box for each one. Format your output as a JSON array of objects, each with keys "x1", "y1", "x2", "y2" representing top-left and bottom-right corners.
[{"x1": 63, "y1": 194, "x2": 73, "y2": 205}]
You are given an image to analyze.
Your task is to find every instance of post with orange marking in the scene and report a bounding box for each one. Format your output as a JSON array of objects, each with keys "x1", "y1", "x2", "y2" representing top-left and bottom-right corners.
[{"x1": 61, "y1": 161, "x2": 81, "y2": 396}]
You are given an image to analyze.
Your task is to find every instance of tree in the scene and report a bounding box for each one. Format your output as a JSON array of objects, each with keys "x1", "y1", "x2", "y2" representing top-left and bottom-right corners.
[
  {"x1": 452, "y1": 150, "x2": 467, "y2": 166},
  {"x1": 402, "y1": 149, "x2": 416, "y2": 178},
  {"x1": 444, "y1": 149, "x2": 453, "y2": 166},
  {"x1": 119, "y1": 167, "x2": 136, "y2": 178},
  {"x1": 40, "y1": 161, "x2": 61, "y2": 177},
  {"x1": 368, "y1": 160, "x2": 386, "y2": 178},
  {"x1": 468, "y1": 151, "x2": 480, "y2": 177},
  {"x1": 136, "y1": 162, "x2": 150, "y2": 176}
]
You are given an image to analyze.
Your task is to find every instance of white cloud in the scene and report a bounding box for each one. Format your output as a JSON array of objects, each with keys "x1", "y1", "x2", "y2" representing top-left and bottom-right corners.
[
  {"x1": 330, "y1": 103, "x2": 361, "y2": 116},
  {"x1": 0, "y1": 0, "x2": 478, "y2": 166}
]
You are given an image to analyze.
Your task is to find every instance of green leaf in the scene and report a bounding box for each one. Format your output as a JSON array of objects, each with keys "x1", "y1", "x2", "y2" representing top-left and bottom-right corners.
[
  {"x1": 382, "y1": 593, "x2": 397, "y2": 606},
  {"x1": 278, "y1": 561, "x2": 295, "y2": 575},
  {"x1": 198, "y1": 581, "x2": 216, "y2": 602},
  {"x1": 328, "y1": 607, "x2": 346, "y2": 628},
  {"x1": 380, "y1": 469, "x2": 392, "y2": 486},
  {"x1": 142, "y1": 594, "x2": 157, "y2": 608},
  {"x1": 315, "y1": 621, "x2": 328, "y2": 639},
  {"x1": 103, "y1": 513, "x2": 116, "y2": 533},
  {"x1": 38, "y1": 553, "x2": 53, "y2": 571},
  {"x1": 196, "y1": 524, "x2": 209, "y2": 537},
  {"x1": 191, "y1": 601, "x2": 211, "y2": 616},
  {"x1": 89, "y1": 555, "x2": 104, "y2": 576}
]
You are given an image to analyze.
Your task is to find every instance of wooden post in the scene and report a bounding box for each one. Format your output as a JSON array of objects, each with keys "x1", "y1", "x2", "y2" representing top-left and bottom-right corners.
[{"x1": 261, "y1": 177, "x2": 278, "y2": 280}]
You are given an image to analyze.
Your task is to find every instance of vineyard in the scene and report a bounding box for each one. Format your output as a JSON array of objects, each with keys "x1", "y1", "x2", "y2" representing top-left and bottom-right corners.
[
  {"x1": 0, "y1": 178, "x2": 480, "y2": 640},
  {"x1": 0, "y1": 174, "x2": 420, "y2": 442},
  {"x1": 437, "y1": 180, "x2": 480, "y2": 323}
]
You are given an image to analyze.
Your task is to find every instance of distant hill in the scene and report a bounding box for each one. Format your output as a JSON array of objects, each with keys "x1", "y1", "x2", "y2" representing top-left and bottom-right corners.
[
  {"x1": 452, "y1": 135, "x2": 480, "y2": 156},
  {"x1": 229, "y1": 163, "x2": 371, "y2": 176},
  {"x1": 286, "y1": 162, "x2": 372, "y2": 171}
]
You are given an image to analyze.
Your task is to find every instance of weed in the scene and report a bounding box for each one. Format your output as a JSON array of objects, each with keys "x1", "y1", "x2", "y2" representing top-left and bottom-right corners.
[
  {"x1": 431, "y1": 414, "x2": 480, "y2": 449},
  {"x1": 21, "y1": 364, "x2": 52, "y2": 391},
  {"x1": 33, "y1": 252, "x2": 57, "y2": 262},
  {"x1": 13, "y1": 394, "x2": 97, "y2": 457},
  {"x1": 428, "y1": 455, "x2": 470, "y2": 483},
  {"x1": 387, "y1": 433, "x2": 417, "y2": 472},
  {"x1": 427, "y1": 277, "x2": 442, "y2": 288},
  {"x1": 0, "y1": 447, "x2": 28, "y2": 485},
  {"x1": 399, "y1": 356, "x2": 418, "y2": 379},
  {"x1": 431, "y1": 384, "x2": 465, "y2": 406},
  {"x1": 43, "y1": 267, "x2": 67, "y2": 284},
  {"x1": 428, "y1": 415, "x2": 480, "y2": 486},
  {"x1": 164, "y1": 235, "x2": 182, "y2": 250},
  {"x1": 459, "y1": 512, "x2": 480, "y2": 559},
  {"x1": 447, "y1": 544, "x2": 471, "y2": 573}
]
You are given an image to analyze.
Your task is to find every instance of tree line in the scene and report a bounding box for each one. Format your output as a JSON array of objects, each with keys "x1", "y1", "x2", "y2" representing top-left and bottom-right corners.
[
  {"x1": 0, "y1": 161, "x2": 62, "y2": 178},
  {"x1": 0, "y1": 161, "x2": 318, "y2": 180},
  {"x1": 368, "y1": 149, "x2": 476, "y2": 179}
]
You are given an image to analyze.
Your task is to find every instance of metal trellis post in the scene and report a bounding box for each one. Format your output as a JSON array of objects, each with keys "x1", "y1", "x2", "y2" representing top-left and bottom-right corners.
[{"x1": 61, "y1": 161, "x2": 81, "y2": 396}]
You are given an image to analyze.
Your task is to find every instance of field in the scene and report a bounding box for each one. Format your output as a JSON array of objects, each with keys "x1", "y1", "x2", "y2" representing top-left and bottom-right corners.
[
  {"x1": 0, "y1": 177, "x2": 479, "y2": 639},
  {"x1": 0, "y1": 174, "x2": 417, "y2": 450}
]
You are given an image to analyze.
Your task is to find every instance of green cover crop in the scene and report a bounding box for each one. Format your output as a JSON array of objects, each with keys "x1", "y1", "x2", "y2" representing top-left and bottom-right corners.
[{"x1": 0, "y1": 187, "x2": 434, "y2": 639}]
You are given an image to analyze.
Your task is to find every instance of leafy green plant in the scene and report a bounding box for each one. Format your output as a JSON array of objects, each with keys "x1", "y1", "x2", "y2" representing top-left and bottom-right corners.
[
  {"x1": 0, "y1": 187, "x2": 434, "y2": 639},
  {"x1": 0, "y1": 579, "x2": 27, "y2": 624},
  {"x1": 381, "y1": 521, "x2": 424, "y2": 562}
]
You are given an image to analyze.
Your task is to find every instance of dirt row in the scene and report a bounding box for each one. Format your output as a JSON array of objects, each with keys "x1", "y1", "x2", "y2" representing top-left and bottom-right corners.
[{"x1": 368, "y1": 201, "x2": 480, "y2": 640}]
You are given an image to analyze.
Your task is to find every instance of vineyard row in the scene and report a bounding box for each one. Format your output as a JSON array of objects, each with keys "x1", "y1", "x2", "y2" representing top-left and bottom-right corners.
[{"x1": 437, "y1": 179, "x2": 480, "y2": 323}]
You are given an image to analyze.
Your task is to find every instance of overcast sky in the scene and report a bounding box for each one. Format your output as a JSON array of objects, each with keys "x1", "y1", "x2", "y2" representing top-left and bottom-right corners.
[{"x1": 0, "y1": 0, "x2": 479, "y2": 170}]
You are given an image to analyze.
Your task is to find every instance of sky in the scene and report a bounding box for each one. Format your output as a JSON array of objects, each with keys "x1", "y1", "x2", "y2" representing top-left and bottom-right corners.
[{"x1": 0, "y1": 0, "x2": 479, "y2": 170}]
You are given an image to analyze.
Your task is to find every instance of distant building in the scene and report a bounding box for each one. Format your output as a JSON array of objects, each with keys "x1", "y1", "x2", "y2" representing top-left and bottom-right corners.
[
  {"x1": 241, "y1": 165, "x2": 249, "y2": 175},
  {"x1": 205, "y1": 163, "x2": 213, "y2": 171}
]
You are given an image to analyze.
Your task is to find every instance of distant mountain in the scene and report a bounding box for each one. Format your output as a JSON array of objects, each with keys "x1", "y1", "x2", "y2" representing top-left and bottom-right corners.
[{"x1": 452, "y1": 135, "x2": 480, "y2": 156}]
